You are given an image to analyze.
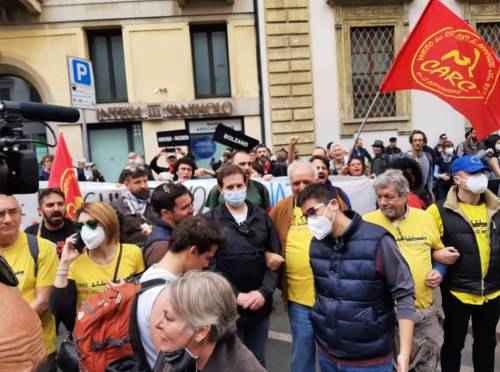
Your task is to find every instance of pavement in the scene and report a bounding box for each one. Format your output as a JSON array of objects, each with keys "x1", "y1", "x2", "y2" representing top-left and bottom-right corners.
[{"x1": 265, "y1": 291, "x2": 500, "y2": 372}]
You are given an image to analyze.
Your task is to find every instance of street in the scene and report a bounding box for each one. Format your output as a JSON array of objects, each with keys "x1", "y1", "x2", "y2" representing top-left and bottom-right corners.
[{"x1": 266, "y1": 292, "x2": 500, "y2": 372}]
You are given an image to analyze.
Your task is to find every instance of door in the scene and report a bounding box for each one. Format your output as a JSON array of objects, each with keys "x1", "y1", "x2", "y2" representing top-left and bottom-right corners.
[{"x1": 89, "y1": 127, "x2": 130, "y2": 182}]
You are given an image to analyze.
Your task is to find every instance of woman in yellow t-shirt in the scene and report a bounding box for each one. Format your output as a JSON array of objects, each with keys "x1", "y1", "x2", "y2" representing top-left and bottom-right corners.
[{"x1": 49, "y1": 202, "x2": 145, "y2": 331}]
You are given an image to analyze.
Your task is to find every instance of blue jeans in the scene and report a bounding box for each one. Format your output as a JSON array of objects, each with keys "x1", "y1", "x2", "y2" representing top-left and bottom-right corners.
[
  {"x1": 236, "y1": 315, "x2": 270, "y2": 368},
  {"x1": 318, "y1": 352, "x2": 393, "y2": 372},
  {"x1": 288, "y1": 301, "x2": 316, "y2": 372}
]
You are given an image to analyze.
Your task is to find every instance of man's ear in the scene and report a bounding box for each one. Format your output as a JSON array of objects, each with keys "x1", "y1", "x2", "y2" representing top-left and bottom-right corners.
[
  {"x1": 37, "y1": 206, "x2": 42, "y2": 217},
  {"x1": 187, "y1": 245, "x2": 198, "y2": 257}
]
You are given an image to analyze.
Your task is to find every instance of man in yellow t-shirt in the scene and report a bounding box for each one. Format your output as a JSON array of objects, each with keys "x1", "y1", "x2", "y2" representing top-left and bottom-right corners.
[
  {"x1": 363, "y1": 169, "x2": 449, "y2": 372},
  {"x1": 427, "y1": 155, "x2": 500, "y2": 372},
  {"x1": 270, "y1": 159, "x2": 350, "y2": 372},
  {"x1": 0, "y1": 195, "x2": 59, "y2": 371}
]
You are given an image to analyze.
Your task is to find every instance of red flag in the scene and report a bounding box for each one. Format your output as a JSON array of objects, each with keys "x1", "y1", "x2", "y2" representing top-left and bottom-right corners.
[
  {"x1": 48, "y1": 133, "x2": 83, "y2": 219},
  {"x1": 380, "y1": 0, "x2": 500, "y2": 139}
]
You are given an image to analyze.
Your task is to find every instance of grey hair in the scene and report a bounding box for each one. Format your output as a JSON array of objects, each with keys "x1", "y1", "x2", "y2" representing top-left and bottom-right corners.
[
  {"x1": 373, "y1": 169, "x2": 410, "y2": 195},
  {"x1": 287, "y1": 159, "x2": 316, "y2": 177},
  {"x1": 165, "y1": 271, "x2": 238, "y2": 343}
]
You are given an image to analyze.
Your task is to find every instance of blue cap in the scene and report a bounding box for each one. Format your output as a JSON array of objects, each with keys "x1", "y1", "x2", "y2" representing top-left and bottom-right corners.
[{"x1": 451, "y1": 155, "x2": 488, "y2": 174}]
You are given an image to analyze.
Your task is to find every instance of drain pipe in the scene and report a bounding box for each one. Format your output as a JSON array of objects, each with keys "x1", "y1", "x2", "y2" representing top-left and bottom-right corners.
[{"x1": 253, "y1": 0, "x2": 266, "y2": 145}]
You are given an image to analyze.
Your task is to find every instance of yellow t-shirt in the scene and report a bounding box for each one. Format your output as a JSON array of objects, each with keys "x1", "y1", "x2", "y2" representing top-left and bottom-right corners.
[
  {"x1": 68, "y1": 243, "x2": 145, "y2": 307},
  {"x1": 1, "y1": 233, "x2": 59, "y2": 355},
  {"x1": 363, "y1": 208, "x2": 444, "y2": 309},
  {"x1": 428, "y1": 202, "x2": 500, "y2": 305},
  {"x1": 285, "y1": 206, "x2": 315, "y2": 307}
]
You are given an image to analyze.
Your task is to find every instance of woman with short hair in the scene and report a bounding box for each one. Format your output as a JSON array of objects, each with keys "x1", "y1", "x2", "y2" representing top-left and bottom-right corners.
[
  {"x1": 153, "y1": 271, "x2": 265, "y2": 372},
  {"x1": 50, "y1": 202, "x2": 145, "y2": 331}
]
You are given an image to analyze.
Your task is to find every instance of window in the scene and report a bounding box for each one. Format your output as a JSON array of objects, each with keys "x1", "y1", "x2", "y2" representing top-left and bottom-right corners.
[
  {"x1": 88, "y1": 30, "x2": 128, "y2": 103},
  {"x1": 477, "y1": 22, "x2": 499, "y2": 57},
  {"x1": 350, "y1": 26, "x2": 396, "y2": 118},
  {"x1": 191, "y1": 25, "x2": 231, "y2": 98},
  {"x1": 332, "y1": 2, "x2": 411, "y2": 136}
]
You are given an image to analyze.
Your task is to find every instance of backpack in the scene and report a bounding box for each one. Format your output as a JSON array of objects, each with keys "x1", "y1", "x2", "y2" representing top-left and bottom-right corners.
[
  {"x1": 72, "y1": 274, "x2": 166, "y2": 372},
  {"x1": 26, "y1": 233, "x2": 39, "y2": 277}
]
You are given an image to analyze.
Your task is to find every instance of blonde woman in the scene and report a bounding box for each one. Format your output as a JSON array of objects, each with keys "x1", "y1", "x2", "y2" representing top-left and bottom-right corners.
[
  {"x1": 50, "y1": 202, "x2": 145, "y2": 331},
  {"x1": 153, "y1": 271, "x2": 265, "y2": 372}
]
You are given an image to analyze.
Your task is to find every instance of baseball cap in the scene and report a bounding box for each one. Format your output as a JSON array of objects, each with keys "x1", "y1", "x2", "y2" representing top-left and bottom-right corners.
[{"x1": 451, "y1": 155, "x2": 488, "y2": 175}]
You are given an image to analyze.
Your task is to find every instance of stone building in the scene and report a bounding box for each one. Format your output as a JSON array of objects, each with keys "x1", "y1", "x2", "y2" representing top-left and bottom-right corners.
[
  {"x1": 259, "y1": 0, "x2": 499, "y2": 153},
  {"x1": 0, "y1": 0, "x2": 263, "y2": 181}
]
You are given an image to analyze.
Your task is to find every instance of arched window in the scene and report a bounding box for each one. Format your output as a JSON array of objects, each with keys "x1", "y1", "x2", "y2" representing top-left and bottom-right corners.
[{"x1": 0, "y1": 74, "x2": 48, "y2": 160}]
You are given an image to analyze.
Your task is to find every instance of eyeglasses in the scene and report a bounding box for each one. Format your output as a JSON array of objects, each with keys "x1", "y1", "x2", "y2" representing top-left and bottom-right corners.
[
  {"x1": 0, "y1": 208, "x2": 20, "y2": 221},
  {"x1": 74, "y1": 220, "x2": 99, "y2": 231},
  {"x1": 304, "y1": 201, "x2": 330, "y2": 220}
]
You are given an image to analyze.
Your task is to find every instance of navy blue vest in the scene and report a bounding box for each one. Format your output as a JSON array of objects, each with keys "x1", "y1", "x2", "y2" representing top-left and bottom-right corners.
[
  {"x1": 310, "y1": 212, "x2": 396, "y2": 360},
  {"x1": 143, "y1": 220, "x2": 173, "y2": 250}
]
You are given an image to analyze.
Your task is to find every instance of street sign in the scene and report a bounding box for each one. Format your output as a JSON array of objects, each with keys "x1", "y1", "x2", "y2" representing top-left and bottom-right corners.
[
  {"x1": 212, "y1": 124, "x2": 258, "y2": 151},
  {"x1": 157, "y1": 130, "x2": 191, "y2": 147},
  {"x1": 67, "y1": 56, "x2": 96, "y2": 110}
]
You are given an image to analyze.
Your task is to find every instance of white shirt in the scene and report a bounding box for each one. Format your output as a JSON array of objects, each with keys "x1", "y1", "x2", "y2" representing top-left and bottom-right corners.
[{"x1": 137, "y1": 266, "x2": 177, "y2": 368}]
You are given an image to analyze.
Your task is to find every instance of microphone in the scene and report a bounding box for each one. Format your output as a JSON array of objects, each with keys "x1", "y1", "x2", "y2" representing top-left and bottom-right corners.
[{"x1": 0, "y1": 101, "x2": 80, "y2": 123}]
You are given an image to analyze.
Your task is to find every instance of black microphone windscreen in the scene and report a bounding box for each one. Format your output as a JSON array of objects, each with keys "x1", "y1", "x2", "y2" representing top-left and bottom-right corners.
[{"x1": 17, "y1": 102, "x2": 80, "y2": 123}]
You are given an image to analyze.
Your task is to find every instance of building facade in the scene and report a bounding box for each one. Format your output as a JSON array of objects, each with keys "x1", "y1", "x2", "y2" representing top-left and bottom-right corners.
[
  {"x1": 260, "y1": 0, "x2": 500, "y2": 153},
  {"x1": 0, "y1": 0, "x2": 263, "y2": 182}
]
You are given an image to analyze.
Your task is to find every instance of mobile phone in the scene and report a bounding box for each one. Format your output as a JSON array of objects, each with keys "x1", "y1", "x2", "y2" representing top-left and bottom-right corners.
[{"x1": 74, "y1": 233, "x2": 86, "y2": 253}]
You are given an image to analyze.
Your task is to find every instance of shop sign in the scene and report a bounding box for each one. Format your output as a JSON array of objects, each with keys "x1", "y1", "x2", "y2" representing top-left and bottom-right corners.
[{"x1": 96, "y1": 100, "x2": 233, "y2": 122}]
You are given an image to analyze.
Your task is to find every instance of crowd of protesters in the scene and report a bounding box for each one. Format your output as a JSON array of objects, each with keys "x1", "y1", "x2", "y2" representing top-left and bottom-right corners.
[{"x1": 1, "y1": 127, "x2": 499, "y2": 372}]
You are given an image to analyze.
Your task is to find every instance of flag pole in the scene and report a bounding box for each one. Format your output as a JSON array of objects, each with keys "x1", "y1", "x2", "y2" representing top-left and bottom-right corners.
[{"x1": 352, "y1": 91, "x2": 381, "y2": 149}]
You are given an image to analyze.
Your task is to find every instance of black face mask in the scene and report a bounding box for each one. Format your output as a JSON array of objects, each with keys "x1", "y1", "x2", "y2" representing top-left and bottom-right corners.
[{"x1": 155, "y1": 348, "x2": 198, "y2": 372}]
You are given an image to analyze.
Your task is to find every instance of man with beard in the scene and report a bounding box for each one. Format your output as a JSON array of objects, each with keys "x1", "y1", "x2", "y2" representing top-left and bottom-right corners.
[
  {"x1": 309, "y1": 155, "x2": 351, "y2": 209},
  {"x1": 254, "y1": 144, "x2": 287, "y2": 177},
  {"x1": 113, "y1": 167, "x2": 160, "y2": 246},
  {"x1": 142, "y1": 182, "x2": 194, "y2": 267},
  {"x1": 205, "y1": 150, "x2": 271, "y2": 210},
  {"x1": 25, "y1": 188, "x2": 76, "y2": 257}
]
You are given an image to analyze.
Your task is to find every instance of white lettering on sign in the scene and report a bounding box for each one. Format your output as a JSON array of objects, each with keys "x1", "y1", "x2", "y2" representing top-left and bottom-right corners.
[
  {"x1": 223, "y1": 133, "x2": 248, "y2": 147},
  {"x1": 158, "y1": 134, "x2": 189, "y2": 143}
]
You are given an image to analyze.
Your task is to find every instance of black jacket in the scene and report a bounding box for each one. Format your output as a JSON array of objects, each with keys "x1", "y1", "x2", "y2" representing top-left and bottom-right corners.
[
  {"x1": 437, "y1": 187, "x2": 500, "y2": 295},
  {"x1": 206, "y1": 202, "x2": 281, "y2": 322},
  {"x1": 112, "y1": 196, "x2": 160, "y2": 247}
]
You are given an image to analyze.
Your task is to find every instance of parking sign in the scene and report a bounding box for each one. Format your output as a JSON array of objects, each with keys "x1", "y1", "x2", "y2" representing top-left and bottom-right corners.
[{"x1": 67, "y1": 56, "x2": 96, "y2": 110}]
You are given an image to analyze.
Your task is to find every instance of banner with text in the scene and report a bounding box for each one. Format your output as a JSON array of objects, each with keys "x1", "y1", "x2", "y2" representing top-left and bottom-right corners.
[{"x1": 19, "y1": 177, "x2": 376, "y2": 229}]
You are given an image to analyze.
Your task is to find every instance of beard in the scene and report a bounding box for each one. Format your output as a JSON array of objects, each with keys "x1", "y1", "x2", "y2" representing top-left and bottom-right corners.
[
  {"x1": 43, "y1": 211, "x2": 65, "y2": 227},
  {"x1": 133, "y1": 188, "x2": 150, "y2": 200}
]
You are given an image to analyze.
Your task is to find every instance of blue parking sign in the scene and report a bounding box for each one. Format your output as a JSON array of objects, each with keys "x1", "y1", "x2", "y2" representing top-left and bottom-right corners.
[
  {"x1": 67, "y1": 56, "x2": 96, "y2": 109},
  {"x1": 72, "y1": 59, "x2": 92, "y2": 85}
]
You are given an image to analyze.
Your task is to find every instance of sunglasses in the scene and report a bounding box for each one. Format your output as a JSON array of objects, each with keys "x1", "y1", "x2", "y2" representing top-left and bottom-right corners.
[
  {"x1": 304, "y1": 201, "x2": 330, "y2": 220},
  {"x1": 74, "y1": 220, "x2": 99, "y2": 231},
  {"x1": 0, "y1": 254, "x2": 18, "y2": 287}
]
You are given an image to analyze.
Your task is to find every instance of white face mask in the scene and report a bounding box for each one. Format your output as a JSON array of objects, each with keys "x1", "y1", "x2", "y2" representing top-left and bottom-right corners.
[
  {"x1": 495, "y1": 143, "x2": 500, "y2": 152},
  {"x1": 462, "y1": 173, "x2": 488, "y2": 194},
  {"x1": 81, "y1": 225, "x2": 106, "y2": 250},
  {"x1": 445, "y1": 147, "x2": 454, "y2": 155},
  {"x1": 307, "y1": 203, "x2": 335, "y2": 240}
]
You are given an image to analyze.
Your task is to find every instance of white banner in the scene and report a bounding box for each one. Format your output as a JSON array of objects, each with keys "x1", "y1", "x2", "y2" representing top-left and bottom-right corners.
[{"x1": 18, "y1": 177, "x2": 376, "y2": 229}]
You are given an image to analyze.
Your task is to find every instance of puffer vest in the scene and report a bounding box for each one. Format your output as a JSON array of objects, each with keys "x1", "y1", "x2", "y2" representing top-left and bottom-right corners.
[
  {"x1": 143, "y1": 220, "x2": 173, "y2": 250},
  {"x1": 437, "y1": 200, "x2": 500, "y2": 295},
  {"x1": 310, "y1": 212, "x2": 396, "y2": 360}
]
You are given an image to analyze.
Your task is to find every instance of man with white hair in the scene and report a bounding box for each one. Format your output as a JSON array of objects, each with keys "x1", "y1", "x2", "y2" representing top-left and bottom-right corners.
[
  {"x1": 269, "y1": 160, "x2": 350, "y2": 372},
  {"x1": 363, "y1": 169, "x2": 459, "y2": 371}
]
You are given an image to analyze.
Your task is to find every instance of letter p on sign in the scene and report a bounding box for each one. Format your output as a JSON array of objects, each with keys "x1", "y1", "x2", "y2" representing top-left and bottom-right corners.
[{"x1": 73, "y1": 60, "x2": 91, "y2": 85}]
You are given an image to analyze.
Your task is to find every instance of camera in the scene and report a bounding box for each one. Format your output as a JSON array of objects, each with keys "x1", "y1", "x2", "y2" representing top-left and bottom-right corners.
[{"x1": 0, "y1": 101, "x2": 80, "y2": 195}]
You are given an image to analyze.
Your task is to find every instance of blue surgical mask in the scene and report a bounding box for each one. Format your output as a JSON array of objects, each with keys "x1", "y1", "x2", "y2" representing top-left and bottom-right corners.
[{"x1": 224, "y1": 189, "x2": 247, "y2": 207}]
